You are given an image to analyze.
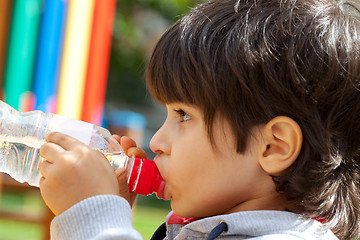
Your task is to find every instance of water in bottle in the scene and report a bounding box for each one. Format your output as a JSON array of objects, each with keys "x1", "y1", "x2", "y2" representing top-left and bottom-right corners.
[{"x1": 0, "y1": 100, "x2": 164, "y2": 197}]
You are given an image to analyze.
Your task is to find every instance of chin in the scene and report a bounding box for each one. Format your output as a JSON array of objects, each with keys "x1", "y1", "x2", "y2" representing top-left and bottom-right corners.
[
  {"x1": 171, "y1": 203, "x2": 209, "y2": 218},
  {"x1": 171, "y1": 203, "x2": 191, "y2": 218}
]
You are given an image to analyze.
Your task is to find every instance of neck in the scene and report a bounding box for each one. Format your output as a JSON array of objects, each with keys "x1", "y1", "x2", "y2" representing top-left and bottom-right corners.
[{"x1": 224, "y1": 191, "x2": 291, "y2": 214}]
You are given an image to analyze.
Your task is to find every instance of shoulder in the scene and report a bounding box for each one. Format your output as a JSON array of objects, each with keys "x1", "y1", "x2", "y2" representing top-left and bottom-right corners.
[
  {"x1": 180, "y1": 211, "x2": 338, "y2": 240},
  {"x1": 249, "y1": 235, "x2": 325, "y2": 240}
]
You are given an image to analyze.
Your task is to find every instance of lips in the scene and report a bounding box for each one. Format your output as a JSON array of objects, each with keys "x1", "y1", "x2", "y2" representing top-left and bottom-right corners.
[
  {"x1": 156, "y1": 179, "x2": 168, "y2": 200},
  {"x1": 153, "y1": 157, "x2": 171, "y2": 200}
]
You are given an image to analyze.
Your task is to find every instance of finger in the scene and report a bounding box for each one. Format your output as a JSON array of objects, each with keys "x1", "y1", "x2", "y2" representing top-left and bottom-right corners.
[
  {"x1": 112, "y1": 134, "x2": 121, "y2": 143},
  {"x1": 116, "y1": 168, "x2": 131, "y2": 198},
  {"x1": 39, "y1": 176, "x2": 45, "y2": 186},
  {"x1": 46, "y1": 132, "x2": 86, "y2": 151},
  {"x1": 128, "y1": 192, "x2": 137, "y2": 207},
  {"x1": 39, "y1": 159, "x2": 53, "y2": 178},
  {"x1": 120, "y1": 136, "x2": 137, "y2": 153},
  {"x1": 115, "y1": 168, "x2": 137, "y2": 207},
  {"x1": 115, "y1": 167, "x2": 127, "y2": 178},
  {"x1": 127, "y1": 147, "x2": 147, "y2": 159},
  {"x1": 120, "y1": 136, "x2": 147, "y2": 158},
  {"x1": 40, "y1": 142, "x2": 66, "y2": 163}
]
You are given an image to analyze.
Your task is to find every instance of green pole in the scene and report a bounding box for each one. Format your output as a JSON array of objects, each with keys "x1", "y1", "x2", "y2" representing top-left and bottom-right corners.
[{"x1": 4, "y1": 0, "x2": 42, "y2": 110}]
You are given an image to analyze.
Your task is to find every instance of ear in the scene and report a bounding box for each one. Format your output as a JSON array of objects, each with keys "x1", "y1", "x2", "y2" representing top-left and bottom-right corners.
[{"x1": 258, "y1": 116, "x2": 303, "y2": 175}]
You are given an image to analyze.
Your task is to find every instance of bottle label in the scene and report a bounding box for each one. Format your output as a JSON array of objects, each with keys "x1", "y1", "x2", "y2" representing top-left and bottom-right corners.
[{"x1": 50, "y1": 115, "x2": 93, "y2": 145}]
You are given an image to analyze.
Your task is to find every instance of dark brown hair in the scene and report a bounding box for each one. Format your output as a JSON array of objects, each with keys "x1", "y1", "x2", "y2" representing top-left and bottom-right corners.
[{"x1": 146, "y1": 0, "x2": 360, "y2": 239}]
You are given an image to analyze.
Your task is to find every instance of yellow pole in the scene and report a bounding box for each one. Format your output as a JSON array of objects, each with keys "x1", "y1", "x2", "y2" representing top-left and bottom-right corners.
[{"x1": 57, "y1": 0, "x2": 95, "y2": 119}]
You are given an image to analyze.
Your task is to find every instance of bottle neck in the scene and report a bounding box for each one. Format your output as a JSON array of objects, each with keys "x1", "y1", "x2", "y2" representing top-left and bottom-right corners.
[{"x1": 127, "y1": 157, "x2": 164, "y2": 196}]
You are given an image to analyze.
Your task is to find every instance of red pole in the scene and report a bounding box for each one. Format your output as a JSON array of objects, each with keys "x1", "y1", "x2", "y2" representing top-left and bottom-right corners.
[{"x1": 82, "y1": 0, "x2": 117, "y2": 125}]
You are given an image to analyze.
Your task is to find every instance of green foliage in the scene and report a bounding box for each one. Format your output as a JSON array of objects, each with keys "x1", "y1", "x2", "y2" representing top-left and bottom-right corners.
[
  {"x1": 133, "y1": 205, "x2": 170, "y2": 239},
  {"x1": 117, "y1": 0, "x2": 200, "y2": 20},
  {"x1": 106, "y1": 0, "x2": 205, "y2": 106}
]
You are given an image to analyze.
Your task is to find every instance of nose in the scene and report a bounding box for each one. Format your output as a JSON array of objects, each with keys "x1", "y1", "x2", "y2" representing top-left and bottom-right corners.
[{"x1": 149, "y1": 123, "x2": 170, "y2": 155}]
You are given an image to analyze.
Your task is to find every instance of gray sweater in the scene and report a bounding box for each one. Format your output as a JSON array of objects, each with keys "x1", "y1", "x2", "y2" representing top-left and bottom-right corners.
[{"x1": 50, "y1": 195, "x2": 338, "y2": 240}]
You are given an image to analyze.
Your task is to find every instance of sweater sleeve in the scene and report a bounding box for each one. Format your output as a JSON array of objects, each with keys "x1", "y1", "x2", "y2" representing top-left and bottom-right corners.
[{"x1": 50, "y1": 195, "x2": 143, "y2": 240}]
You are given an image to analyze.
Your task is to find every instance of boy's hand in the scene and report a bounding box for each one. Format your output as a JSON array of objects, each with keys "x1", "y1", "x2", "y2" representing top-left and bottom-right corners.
[
  {"x1": 116, "y1": 135, "x2": 147, "y2": 159},
  {"x1": 39, "y1": 132, "x2": 119, "y2": 216},
  {"x1": 113, "y1": 135, "x2": 147, "y2": 207}
]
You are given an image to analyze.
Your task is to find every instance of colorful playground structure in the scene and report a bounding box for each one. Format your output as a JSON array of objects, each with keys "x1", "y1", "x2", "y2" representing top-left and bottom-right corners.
[
  {"x1": 0, "y1": 0, "x2": 117, "y2": 126},
  {"x1": 0, "y1": 1, "x2": 117, "y2": 239}
]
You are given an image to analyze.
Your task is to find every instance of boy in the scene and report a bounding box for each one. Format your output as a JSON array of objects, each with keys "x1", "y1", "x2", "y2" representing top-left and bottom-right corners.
[{"x1": 39, "y1": 0, "x2": 360, "y2": 239}]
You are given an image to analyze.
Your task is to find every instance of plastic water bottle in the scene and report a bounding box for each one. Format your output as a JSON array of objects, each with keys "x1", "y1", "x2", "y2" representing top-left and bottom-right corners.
[{"x1": 0, "y1": 100, "x2": 165, "y2": 197}]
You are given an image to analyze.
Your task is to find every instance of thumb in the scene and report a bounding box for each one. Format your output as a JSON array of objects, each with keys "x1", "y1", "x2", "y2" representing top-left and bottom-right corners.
[{"x1": 115, "y1": 168, "x2": 137, "y2": 207}]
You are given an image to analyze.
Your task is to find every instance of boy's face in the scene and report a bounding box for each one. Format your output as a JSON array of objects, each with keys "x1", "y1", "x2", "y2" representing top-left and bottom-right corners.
[{"x1": 150, "y1": 103, "x2": 276, "y2": 218}]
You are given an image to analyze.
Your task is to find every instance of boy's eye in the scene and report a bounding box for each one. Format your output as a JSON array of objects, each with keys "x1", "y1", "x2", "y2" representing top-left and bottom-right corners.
[{"x1": 174, "y1": 109, "x2": 191, "y2": 122}]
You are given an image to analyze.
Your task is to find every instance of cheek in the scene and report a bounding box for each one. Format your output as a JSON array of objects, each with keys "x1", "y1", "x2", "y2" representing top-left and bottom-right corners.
[
  {"x1": 169, "y1": 143, "x2": 209, "y2": 180},
  {"x1": 165, "y1": 148, "x2": 204, "y2": 198},
  {"x1": 167, "y1": 149, "x2": 215, "y2": 199}
]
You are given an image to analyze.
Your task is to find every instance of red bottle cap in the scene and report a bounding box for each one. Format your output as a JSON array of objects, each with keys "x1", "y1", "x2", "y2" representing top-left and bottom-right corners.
[{"x1": 128, "y1": 156, "x2": 164, "y2": 196}]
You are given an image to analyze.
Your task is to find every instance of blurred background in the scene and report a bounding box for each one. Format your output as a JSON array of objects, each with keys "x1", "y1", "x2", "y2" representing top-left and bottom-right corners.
[{"x1": 0, "y1": 0, "x2": 204, "y2": 239}]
